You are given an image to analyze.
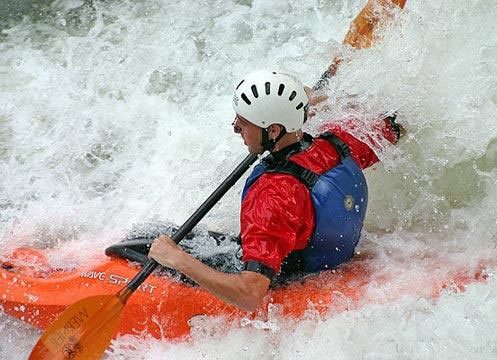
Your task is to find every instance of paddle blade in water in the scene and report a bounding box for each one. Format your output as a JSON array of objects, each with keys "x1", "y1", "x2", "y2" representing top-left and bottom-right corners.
[
  {"x1": 343, "y1": 0, "x2": 407, "y2": 49},
  {"x1": 29, "y1": 294, "x2": 125, "y2": 360}
]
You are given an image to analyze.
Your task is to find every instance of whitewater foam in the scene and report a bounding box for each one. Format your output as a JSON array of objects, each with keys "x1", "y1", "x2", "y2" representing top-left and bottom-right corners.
[{"x1": 0, "y1": 0, "x2": 496, "y2": 358}]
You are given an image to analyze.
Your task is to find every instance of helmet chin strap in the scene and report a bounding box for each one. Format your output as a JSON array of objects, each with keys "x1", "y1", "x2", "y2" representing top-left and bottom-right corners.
[{"x1": 261, "y1": 126, "x2": 287, "y2": 152}]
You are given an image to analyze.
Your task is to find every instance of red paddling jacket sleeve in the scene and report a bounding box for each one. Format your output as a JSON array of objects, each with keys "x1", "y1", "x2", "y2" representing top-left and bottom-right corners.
[{"x1": 240, "y1": 117, "x2": 399, "y2": 274}]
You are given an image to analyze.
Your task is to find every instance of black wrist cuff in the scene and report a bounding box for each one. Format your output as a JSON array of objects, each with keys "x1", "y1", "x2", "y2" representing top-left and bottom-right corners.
[
  {"x1": 385, "y1": 114, "x2": 401, "y2": 142},
  {"x1": 243, "y1": 261, "x2": 275, "y2": 280}
]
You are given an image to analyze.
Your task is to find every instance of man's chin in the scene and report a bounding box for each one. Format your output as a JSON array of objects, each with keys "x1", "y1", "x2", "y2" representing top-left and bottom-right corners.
[{"x1": 248, "y1": 147, "x2": 264, "y2": 155}]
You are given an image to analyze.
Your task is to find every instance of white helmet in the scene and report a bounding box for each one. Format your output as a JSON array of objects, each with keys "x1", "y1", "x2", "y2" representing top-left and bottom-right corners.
[{"x1": 232, "y1": 70, "x2": 309, "y2": 132}]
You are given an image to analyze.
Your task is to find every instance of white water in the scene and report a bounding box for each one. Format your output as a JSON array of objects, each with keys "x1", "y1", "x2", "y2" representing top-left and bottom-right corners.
[{"x1": 1, "y1": 0, "x2": 496, "y2": 358}]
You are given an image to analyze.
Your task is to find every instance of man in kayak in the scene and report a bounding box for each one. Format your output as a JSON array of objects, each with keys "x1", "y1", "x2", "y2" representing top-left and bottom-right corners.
[{"x1": 149, "y1": 70, "x2": 402, "y2": 311}]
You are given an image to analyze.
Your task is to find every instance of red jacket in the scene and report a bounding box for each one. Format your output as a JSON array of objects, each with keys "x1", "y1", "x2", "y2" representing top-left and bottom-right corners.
[{"x1": 240, "y1": 118, "x2": 398, "y2": 273}]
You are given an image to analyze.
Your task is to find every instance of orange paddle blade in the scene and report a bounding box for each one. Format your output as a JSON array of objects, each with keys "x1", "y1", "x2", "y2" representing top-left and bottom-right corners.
[
  {"x1": 343, "y1": 0, "x2": 407, "y2": 49},
  {"x1": 320, "y1": 0, "x2": 406, "y2": 79},
  {"x1": 28, "y1": 294, "x2": 125, "y2": 360}
]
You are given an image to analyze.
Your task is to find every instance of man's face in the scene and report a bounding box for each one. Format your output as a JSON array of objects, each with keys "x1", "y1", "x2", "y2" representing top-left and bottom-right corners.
[{"x1": 233, "y1": 114, "x2": 263, "y2": 154}]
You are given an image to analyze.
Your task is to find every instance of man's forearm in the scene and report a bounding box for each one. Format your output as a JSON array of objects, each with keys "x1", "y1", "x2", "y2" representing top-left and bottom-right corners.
[{"x1": 174, "y1": 251, "x2": 270, "y2": 312}]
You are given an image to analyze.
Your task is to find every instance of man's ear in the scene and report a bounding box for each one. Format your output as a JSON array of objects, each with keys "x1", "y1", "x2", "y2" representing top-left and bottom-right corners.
[{"x1": 268, "y1": 124, "x2": 283, "y2": 140}]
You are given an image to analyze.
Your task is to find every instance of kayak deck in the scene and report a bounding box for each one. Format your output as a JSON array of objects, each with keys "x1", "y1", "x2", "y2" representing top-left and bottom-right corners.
[{"x1": 0, "y1": 245, "x2": 491, "y2": 340}]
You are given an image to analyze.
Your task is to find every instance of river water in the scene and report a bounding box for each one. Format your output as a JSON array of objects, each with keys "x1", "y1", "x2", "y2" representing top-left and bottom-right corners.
[{"x1": 1, "y1": 0, "x2": 496, "y2": 359}]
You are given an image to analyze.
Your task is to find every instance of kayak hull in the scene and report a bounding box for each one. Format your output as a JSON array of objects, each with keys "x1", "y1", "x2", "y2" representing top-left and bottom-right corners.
[
  {"x1": 0, "y1": 246, "x2": 491, "y2": 340},
  {"x1": 0, "y1": 247, "x2": 243, "y2": 339}
]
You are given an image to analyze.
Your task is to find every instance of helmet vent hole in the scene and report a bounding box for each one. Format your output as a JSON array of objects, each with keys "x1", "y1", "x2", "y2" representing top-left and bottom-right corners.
[
  {"x1": 265, "y1": 82, "x2": 270, "y2": 95},
  {"x1": 289, "y1": 91, "x2": 297, "y2": 101},
  {"x1": 241, "y1": 93, "x2": 251, "y2": 105},
  {"x1": 296, "y1": 102, "x2": 304, "y2": 110},
  {"x1": 278, "y1": 84, "x2": 285, "y2": 96},
  {"x1": 236, "y1": 80, "x2": 245, "y2": 90},
  {"x1": 272, "y1": 71, "x2": 277, "y2": 74},
  {"x1": 251, "y1": 85, "x2": 259, "y2": 98}
]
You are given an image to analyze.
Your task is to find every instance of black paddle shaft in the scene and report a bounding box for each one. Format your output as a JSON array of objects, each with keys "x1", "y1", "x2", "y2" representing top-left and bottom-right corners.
[{"x1": 126, "y1": 153, "x2": 257, "y2": 292}]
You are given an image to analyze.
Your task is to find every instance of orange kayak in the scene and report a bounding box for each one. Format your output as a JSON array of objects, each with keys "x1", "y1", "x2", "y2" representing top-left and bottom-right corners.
[
  {"x1": 4, "y1": 0, "x2": 479, "y2": 344},
  {"x1": 0, "y1": 237, "x2": 492, "y2": 341}
]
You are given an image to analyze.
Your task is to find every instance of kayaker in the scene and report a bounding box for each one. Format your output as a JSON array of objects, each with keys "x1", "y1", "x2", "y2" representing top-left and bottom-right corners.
[{"x1": 149, "y1": 70, "x2": 403, "y2": 311}]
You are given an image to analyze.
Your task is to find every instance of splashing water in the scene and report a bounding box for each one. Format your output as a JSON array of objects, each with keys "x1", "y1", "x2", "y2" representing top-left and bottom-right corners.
[{"x1": 1, "y1": 0, "x2": 496, "y2": 359}]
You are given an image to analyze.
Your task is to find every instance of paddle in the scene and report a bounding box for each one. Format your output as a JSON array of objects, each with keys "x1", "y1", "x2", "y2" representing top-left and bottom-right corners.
[
  {"x1": 315, "y1": 0, "x2": 406, "y2": 88},
  {"x1": 28, "y1": 153, "x2": 257, "y2": 360},
  {"x1": 29, "y1": 1, "x2": 407, "y2": 358}
]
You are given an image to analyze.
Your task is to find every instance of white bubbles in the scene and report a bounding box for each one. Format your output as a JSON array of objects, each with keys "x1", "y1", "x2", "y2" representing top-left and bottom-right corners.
[{"x1": 0, "y1": 0, "x2": 496, "y2": 359}]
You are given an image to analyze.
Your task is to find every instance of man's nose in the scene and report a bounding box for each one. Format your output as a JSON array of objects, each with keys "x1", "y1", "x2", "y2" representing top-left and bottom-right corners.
[{"x1": 232, "y1": 120, "x2": 242, "y2": 134}]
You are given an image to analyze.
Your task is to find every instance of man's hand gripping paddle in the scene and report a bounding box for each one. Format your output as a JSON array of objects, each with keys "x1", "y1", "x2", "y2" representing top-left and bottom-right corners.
[
  {"x1": 28, "y1": 153, "x2": 258, "y2": 360},
  {"x1": 28, "y1": 1, "x2": 407, "y2": 358}
]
